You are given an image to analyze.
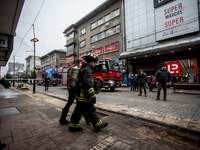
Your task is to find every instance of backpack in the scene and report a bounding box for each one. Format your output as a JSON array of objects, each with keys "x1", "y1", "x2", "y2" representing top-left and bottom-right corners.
[{"x1": 69, "y1": 67, "x2": 80, "y2": 91}]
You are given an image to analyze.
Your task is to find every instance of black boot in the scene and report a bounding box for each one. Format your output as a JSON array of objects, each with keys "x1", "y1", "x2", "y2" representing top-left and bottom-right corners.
[
  {"x1": 59, "y1": 109, "x2": 69, "y2": 124},
  {"x1": 95, "y1": 122, "x2": 108, "y2": 131},
  {"x1": 69, "y1": 126, "x2": 83, "y2": 132}
]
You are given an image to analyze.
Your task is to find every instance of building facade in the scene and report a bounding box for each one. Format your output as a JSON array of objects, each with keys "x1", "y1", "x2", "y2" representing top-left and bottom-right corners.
[
  {"x1": 8, "y1": 62, "x2": 24, "y2": 72},
  {"x1": 25, "y1": 55, "x2": 41, "y2": 72},
  {"x1": 63, "y1": 0, "x2": 125, "y2": 69},
  {"x1": 40, "y1": 49, "x2": 66, "y2": 71},
  {"x1": 121, "y1": 0, "x2": 200, "y2": 84}
]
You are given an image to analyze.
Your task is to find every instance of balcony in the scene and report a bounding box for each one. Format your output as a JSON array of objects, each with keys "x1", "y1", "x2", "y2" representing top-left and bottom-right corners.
[{"x1": 66, "y1": 37, "x2": 77, "y2": 46}]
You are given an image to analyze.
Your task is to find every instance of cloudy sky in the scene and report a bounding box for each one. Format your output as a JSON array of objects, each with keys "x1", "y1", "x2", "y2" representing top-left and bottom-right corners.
[{"x1": 1, "y1": 0, "x2": 106, "y2": 76}]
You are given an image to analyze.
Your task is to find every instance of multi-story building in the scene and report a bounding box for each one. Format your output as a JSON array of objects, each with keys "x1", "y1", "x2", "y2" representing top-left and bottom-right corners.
[
  {"x1": 63, "y1": 0, "x2": 125, "y2": 69},
  {"x1": 25, "y1": 55, "x2": 41, "y2": 72},
  {"x1": 40, "y1": 49, "x2": 66, "y2": 71},
  {"x1": 121, "y1": 0, "x2": 200, "y2": 84}
]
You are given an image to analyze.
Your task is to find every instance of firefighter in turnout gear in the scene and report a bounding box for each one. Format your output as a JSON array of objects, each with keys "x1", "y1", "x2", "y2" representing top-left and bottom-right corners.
[{"x1": 69, "y1": 53, "x2": 108, "y2": 132}]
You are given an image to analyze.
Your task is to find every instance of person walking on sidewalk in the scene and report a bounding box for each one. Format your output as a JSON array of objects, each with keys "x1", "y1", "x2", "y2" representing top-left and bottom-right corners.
[
  {"x1": 155, "y1": 64, "x2": 172, "y2": 101},
  {"x1": 69, "y1": 53, "x2": 108, "y2": 132},
  {"x1": 133, "y1": 74, "x2": 138, "y2": 91},
  {"x1": 59, "y1": 59, "x2": 90, "y2": 124},
  {"x1": 129, "y1": 74, "x2": 134, "y2": 91},
  {"x1": 44, "y1": 75, "x2": 51, "y2": 91},
  {"x1": 137, "y1": 69, "x2": 147, "y2": 97},
  {"x1": 150, "y1": 75, "x2": 157, "y2": 91}
]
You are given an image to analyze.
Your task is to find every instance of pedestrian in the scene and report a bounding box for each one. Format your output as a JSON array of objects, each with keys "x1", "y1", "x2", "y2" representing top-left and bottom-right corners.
[
  {"x1": 146, "y1": 75, "x2": 152, "y2": 91},
  {"x1": 171, "y1": 74, "x2": 176, "y2": 87},
  {"x1": 133, "y1": 74, "x2": 138, "y2": 91},
  {"x1": 69, "y1": 53, "x2": 108, "y2": 132},
  {"x1": 44, "y1": 75, "x2": 51, "y2": 91},
  {"x1": 129, "y1": 74, "x2": 134, "y2": 91},
  {"x1": 59, "y1": 59, "x2": 90, "y2": 125},
  {"x1": 137, "y1": 69, "x2": 147, "y2": 97},
  {"x1": 150, "y1": 75, "x2": 157, "y2": 91},
  {"x1": 155, "y1": 64, "x2": 172, "y2": 101}
]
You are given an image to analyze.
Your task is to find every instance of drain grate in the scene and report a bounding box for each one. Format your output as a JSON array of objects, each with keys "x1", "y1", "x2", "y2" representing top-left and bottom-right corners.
[{"x1": 0, "y1": 107, "x2": 20, "y2": 116}]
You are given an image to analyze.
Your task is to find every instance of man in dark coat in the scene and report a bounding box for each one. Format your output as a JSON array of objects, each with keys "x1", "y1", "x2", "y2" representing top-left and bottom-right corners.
[
  {"x1": 44, "y1": 75, "x2": 51, "y2": 91},
  {"x1": 155, "y1": 64, "x2": 172, "y2": 101},
  {"x1": 137, "y1": 69, "x2": 147, "y2": 97}
]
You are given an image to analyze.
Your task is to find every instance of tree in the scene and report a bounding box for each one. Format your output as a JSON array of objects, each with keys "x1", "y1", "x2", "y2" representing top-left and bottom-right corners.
[{"x1": 5, "y1": 73, "x2": 12, "y2": 79}]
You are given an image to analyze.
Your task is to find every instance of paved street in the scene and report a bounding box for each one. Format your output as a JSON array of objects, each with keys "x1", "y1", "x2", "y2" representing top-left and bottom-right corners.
[
  {"x1": 0, "y1": 85, "x2": 200, "y2": 149},
  {"x1": 29, "y1": 84, "x2": 200, "y2": 132}
]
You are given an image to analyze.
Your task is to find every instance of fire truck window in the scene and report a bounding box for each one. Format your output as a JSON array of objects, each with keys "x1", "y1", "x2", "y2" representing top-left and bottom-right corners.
[{"x1": 110, "y1": 62, "x2": 121, "y2": 72}]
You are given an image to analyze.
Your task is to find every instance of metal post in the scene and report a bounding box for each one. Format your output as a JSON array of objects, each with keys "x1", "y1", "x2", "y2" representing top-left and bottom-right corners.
[{"x1": 33, "y1": 41, "x2": 36, "y2": 93}]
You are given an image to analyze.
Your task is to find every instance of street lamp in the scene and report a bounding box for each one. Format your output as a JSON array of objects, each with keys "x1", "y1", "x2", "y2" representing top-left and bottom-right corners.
[{"x1": 30, "y1": 37, "x2": 39, "y2": 94}]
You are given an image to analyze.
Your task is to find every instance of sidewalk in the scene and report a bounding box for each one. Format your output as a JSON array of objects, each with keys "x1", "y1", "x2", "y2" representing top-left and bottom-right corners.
[{"x1": 0, "y1": 85, "x2": 200, "y2": 149}]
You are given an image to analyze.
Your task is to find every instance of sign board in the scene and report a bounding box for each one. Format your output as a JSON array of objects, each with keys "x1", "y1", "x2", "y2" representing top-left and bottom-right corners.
[
  {"x1": 105, "y1": 43, "x2": 119, "y2": 53},
  {"x1": 0, "y1": 35, "x2": 8, "y2": 48},
  {"x1": 66, "y1": 55, "x2": 75, "y2": 62},
  {"x1": 79, "y1": 52, "x2": 88, "y2": 59},
  {"x1": 155, "y1": 0, "x2": 199, "y2": 41},
  {"x1": 90, "y1": 47, "x2": 103, "y2": 55},
  {"x1": 166, "y1": 62, "x2": 181, "y2": 75},
  {"x1": 154, "y1": 0, "x2": 171, "y2": 8}
]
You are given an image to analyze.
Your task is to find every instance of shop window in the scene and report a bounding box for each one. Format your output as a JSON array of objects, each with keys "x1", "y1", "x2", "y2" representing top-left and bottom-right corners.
[
  {"x1": 80, "y1": 40, "x2": 86, "y2": 47},
  {"x1": 113, "y1": 9, "x2": 120, "y2": 18},
  {"x1": 80, "y1": 28, "x2": 85, "y2": 35},
  {"x1": 97, "y1": 32, "x2": 103, "y2": 40},
  {"x1": 113, "y1": 25, "x2": 120, "y2": 34}
]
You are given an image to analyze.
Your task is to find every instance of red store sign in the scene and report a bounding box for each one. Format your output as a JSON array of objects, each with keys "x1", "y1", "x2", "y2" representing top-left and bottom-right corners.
[
  {"x1": 90, "y1": 47, "x2": 103, "y2": 55},
  {"x1": 166, "y1": 62, "x2": 181, "y2": 75},
  {"x1": 79, "y1": 52, "x2": 88, "y2": 59},
  {"x1": 105, "y1": 43, "x2": 119, "y2": 53},
  {"x1": 66, "y1": 55, "x2": 75, "y2": 62}
]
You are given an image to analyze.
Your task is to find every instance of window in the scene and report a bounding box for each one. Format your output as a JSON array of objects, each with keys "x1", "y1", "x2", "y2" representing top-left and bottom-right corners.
[
  {"x1": 91, "y1": 22, "x2": 96, "y2": 29},
  {"x1": 105, "y1": 29, "x2": 111, "y2": 37},
  {"x1": 91, "y1": 35, "x2": 96, "y2": 43},
  {"x1": 80, "y1": 40, "x2": 86, "y2": 47},
  {"x1": 67, "y1": 44, "x2": 74, "y2": 51},
  {"x1": 52, "y1": 55, "x2": 55, "y2": 60},
  {"x1": 66, "y1": 32, "x2": 74, "y2": 40},
  {"x1": 80, "y1": 28, "x2": 85, "y2": 35},
  {"x1": 60, "y1": 55, "x2": 65, "y2": 59},
  {"x1": 105, "y1": 14, "x2": 110, "y2": 22},
  {"x1": 97, "y1": 32, "x2": 103, "y2": 40},
  {"x1": 113, "y1": 9, "x2": 120, "y2": 18},
  {"x1": 97, "y1": 18, "x2": 102, "y2": 26},
  {"x1": 113, "y1": 25, "x2": 120, "y2": 34}
]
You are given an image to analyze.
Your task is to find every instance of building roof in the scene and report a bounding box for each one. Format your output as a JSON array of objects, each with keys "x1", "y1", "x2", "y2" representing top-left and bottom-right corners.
[{"x1": 40, "y1": 49, "x2": 66, "y2": 59}]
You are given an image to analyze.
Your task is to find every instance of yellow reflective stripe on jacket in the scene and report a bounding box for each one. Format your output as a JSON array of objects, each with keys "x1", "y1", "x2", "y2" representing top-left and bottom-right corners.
[
  {"x1": 0, "y1": 77, "x2": 2, "y2": 81},
  {"x1": 94, "y1": 119, "x2": 103, "y2": 127},
  {"x1": 69, "y1": 123, "x2": 79, "y2": 128},
  {"x1": 75, "y1": 95, "x2": 91, "y2": 102},
  {"x1": 87, "y1": 88, "x2": 94, "y2": 95}
]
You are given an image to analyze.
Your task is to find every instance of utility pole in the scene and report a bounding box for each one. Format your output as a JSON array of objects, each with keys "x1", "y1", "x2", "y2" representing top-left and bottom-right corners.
[{"x1": 13, "y1": 56, "x2": 15, "y2": 86}]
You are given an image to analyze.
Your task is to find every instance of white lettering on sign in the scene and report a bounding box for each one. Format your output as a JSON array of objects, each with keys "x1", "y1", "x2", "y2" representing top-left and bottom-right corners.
[{"x1": 166, "y1": 62, "x2": 181, "y2": 75}]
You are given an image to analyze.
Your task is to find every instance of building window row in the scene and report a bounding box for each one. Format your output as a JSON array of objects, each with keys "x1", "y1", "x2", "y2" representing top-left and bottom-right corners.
[
  {"x1": 60, "y1": 55, "x2": 65, "y2": 59},
  {"x1": 80, "y1": 40, "x2": 86, "y2": 47},
  {"x1": 66, "y1": 32, "x2": 74, "y2": 40},
  {"x1": 67, "y1": 44, "x2": 75, "y2": 51},
  {"x1": 91, "y1": 8, "x2": 120, "y2": 30},
  {"x1": 90, "y1": 25, "x2": 120, "y2": 43}
]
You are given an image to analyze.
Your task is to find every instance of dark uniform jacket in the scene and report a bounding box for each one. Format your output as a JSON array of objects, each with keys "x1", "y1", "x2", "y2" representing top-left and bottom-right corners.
[
  {"x1": 137, "y1": 72, "x2": 147, "y2": 83},
  {"x1": 155, "y1": 69, "x2": 172, "y2": 83},
  {"x1": 76, "y1": 63, "x2": 95, "y2": 102}
]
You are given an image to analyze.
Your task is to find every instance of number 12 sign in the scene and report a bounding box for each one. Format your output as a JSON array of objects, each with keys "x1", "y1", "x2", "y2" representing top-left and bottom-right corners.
[{"x1": 166, "y1": 62, "x2": 181, "y2": 75}]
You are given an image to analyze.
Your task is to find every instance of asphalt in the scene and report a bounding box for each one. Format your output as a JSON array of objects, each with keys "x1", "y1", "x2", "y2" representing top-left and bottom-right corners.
[{"x1": 0, "y1": 85, "x2": 200, "y2": 150}]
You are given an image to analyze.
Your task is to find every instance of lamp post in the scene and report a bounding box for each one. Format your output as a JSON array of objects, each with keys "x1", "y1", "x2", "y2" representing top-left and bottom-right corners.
[{"x1": 30, "y1": 25, "x2": 39, "y2": 94}]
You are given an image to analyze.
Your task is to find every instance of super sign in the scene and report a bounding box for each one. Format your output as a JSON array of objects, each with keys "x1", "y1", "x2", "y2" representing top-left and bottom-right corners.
[{"x1": 166, "y1": 62, "x2": 181, "y2": 75}]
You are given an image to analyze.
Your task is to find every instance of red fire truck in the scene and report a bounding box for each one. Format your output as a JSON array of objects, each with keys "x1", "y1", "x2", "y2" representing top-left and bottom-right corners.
[
  {"x1": 93, "y1": 58, "x2": 122, "y2": 91},
  {"x1": 62, "y1": 58, "x2": 122, "y2": 91}
]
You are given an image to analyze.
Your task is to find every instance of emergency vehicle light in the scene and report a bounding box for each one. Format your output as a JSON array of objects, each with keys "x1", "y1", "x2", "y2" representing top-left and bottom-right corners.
[{"x1": 105, "y1": 57, "x2": 112, "y2": 60}]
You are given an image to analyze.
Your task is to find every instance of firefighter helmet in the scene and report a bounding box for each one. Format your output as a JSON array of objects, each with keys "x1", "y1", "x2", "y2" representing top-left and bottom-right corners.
[{"x1": 83, "y1": 53, "x2": 98, "y2": 62}]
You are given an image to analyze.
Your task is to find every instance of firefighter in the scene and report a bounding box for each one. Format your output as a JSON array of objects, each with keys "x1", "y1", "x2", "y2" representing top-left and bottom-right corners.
[
  {"x1": 59, "y1": 59, "x2": 90, "y2": 125},
  {"x1": 69, "y1": 53, "x2": 108, "y2": 132}
]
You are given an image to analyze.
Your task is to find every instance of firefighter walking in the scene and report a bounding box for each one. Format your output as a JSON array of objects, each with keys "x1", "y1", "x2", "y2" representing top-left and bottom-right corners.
[{"x1": 69, "y1": 53, "x2": 108, "y2": 132}]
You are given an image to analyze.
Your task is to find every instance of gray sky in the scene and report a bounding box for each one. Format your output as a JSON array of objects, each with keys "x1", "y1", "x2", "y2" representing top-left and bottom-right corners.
[{"x1": 1, "y1": 0, "x2": 106, "y2": 76}]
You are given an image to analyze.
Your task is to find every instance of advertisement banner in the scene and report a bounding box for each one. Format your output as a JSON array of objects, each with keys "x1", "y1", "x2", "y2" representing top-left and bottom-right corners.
[
  {"x1": 90, "y1": 47, "x2": 103, "y2": 55},
  {"x1": 166, "y1": 62, "x2": 181, "y2": 75},
  {"x1": 66, "y1": 55, "x2": 75, "y2": 62},
  {"x1": 105, "y1": 43, "x2": 119, "y2": 53},
  {"x1": 155, "y1": 0, "x2": 199, "y2": 41}
]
